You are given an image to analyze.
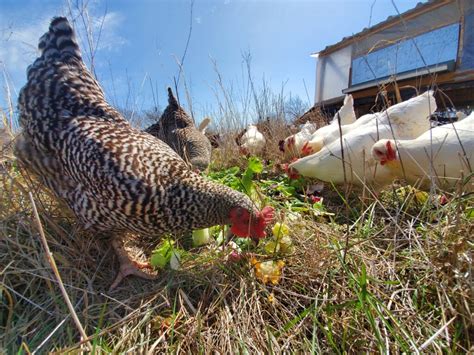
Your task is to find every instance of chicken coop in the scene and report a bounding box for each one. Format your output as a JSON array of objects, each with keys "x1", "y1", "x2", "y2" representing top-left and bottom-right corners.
[{"x1": 310, "y1": 0, "x2": 474, "y2": 118}]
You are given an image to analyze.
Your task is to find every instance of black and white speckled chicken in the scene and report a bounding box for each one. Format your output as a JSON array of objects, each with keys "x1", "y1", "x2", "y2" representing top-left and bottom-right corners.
[
  {"x1": 145, "y1": 89, "x2": 212, "y2": 171},
  {"x1": 15, "y1": 17, "x2": 274, "y2": 289}
]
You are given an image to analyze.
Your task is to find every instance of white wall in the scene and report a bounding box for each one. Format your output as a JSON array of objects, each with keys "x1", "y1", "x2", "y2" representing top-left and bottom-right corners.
[
  {"x1": 314, "y1": 45, "x2": 352, "y2": 104},
  {"x1": 314, "y1": 0, "x2": 473, "y2": 105}
]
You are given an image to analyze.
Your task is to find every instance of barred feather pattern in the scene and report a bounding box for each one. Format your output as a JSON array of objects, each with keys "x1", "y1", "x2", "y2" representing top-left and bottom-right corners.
[
  {"x1": 145, "y1": 88, "x2": 212, "y2": 171},
  {"x1": 16, "y1": 17, "x2": 256, "y2": 237}
]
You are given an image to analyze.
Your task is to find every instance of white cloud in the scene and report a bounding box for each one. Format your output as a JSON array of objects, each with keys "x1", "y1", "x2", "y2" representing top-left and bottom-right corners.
[
  {"x1": 0, "y1": 17, "x2": 51, "y2": 105},
  {"x1": 0, "y1": 7, "x2": 127, "y2": 110},
  {"x1": 73, "y1": 11, "x2": 128, "y2": 55},
  {"x1": 0, "y1": 17, "x2": 50, "y2": 77}
]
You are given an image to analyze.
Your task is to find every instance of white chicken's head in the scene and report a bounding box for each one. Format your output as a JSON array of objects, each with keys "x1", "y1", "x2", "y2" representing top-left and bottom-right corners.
[
  {"x1": 246, "y1": 124, "x2": 258, "y2": 132},
  {"x1": 372, "y1": 139, "x2": 397, "y2": 165}
]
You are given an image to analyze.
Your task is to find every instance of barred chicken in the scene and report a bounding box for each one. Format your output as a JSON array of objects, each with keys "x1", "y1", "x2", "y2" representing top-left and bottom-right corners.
[
  {"x1": 145, "y1": 90, "x2": 212, "y2": 171},
  {"x1": 15, "y1": 17, "x2": 274, "y2": 289}
]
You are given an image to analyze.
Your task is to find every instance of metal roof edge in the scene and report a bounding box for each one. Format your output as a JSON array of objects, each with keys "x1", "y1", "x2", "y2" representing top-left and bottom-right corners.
[{"x1": 311, "y1": 0, "x2": 452, "y2": 57}]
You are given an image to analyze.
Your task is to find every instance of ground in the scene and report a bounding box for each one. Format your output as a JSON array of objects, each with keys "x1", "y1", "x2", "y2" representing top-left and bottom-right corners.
[{"x1": 0, "y1": 147, "x2": 472, "y2": 353}]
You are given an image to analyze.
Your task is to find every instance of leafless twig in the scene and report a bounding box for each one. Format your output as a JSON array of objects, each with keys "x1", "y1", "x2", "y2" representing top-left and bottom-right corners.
[{"x1": 28, "y1": 192, "x2": 91, "y2": 351}]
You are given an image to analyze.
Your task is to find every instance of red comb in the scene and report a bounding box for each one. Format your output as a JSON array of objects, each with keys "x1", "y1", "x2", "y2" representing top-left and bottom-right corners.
[
  {"x1": 259, "y1": 206, "x2": 275, "y2": 224},
  {"x1": 249, "y1": 206, "x2": 275, "y2": 240},
  {"x1": 287, "y1": 136, "x2": 295, "y2": 147},
  {"x1": 301, "y1": 142, "x2": 313, "y2": 156},
  {"x1": 282, "y1": 162, "x2": 300, "y2": 180},
  {"x1": 386, "y1": 141, "x2": 397, "y2": 161}
]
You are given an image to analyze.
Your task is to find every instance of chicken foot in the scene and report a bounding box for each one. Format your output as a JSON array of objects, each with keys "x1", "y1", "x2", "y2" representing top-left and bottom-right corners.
[{"x1": 109, "y1": 238, "x2": 158, "y2": 291}]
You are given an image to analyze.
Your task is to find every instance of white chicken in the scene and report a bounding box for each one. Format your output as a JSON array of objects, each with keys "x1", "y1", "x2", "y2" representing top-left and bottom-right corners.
[
  {"x1": 280, "y1": 121, "x2": 317, "y2": 157},
  {"x1": 456, "y1": 111, "x2": 467, "y2": 121},
  {"x1": 337, "y1": 94, "x2": 357, "y2": 124},
  {"x1": 302, "y1": 94, "x2": 357, "y2": 155},
  {"x1": 289, "y1": 91, "x2": 437, "y2": 186},
  {"x1": 372, "y1": 112, "x2": 473, "y2": 190},
  {"x1": 240, "y1": 124, "x2": 266, "y2": 155},
  {"x1": 198, "y1": 117, "x2": 212, "y2": 134}
]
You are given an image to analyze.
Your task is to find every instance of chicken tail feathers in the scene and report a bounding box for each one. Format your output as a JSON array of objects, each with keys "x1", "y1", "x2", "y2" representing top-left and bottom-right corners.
[
  {"x1": 38, "y1": 17, "x2": 81, "y2": 61},
  {"x1": 167, "y1": 87, "x2": 179, "y2": 108}
]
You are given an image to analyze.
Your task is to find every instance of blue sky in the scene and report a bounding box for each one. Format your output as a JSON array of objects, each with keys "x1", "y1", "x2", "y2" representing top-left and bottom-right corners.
[{"x1": 0, "y1": 0, "x2": 418, "y2": 127}]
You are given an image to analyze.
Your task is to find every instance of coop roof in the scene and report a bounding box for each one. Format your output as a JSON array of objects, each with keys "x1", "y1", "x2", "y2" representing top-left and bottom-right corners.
[{"x1": 313, "y1": 0, "x2": 450, "y2": 57}]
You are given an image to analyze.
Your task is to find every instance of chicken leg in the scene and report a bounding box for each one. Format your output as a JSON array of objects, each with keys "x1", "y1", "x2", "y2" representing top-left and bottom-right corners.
[{"x1": 109, "y1": 238, "x2": 158, "y2": 291}]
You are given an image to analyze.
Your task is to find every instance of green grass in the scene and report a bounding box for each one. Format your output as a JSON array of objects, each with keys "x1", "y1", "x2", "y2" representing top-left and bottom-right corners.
[{"x1": 0, "y1": 150, "x2": 472, "y2": 353}]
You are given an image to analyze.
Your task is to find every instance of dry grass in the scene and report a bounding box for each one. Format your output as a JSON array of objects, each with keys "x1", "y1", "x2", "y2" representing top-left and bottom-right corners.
[
  {"x1": 0, "y1": 14, "x2": 472, "y2": 351},
  {"x1": 209, "y1": 117, "x2": 293, "y2": 171},
  {"x1": 1, "y1": 145, "x2": 472, "y2": 353}
]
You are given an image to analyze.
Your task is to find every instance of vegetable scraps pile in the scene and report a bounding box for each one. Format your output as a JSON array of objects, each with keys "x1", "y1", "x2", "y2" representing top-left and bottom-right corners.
[{"x1": 150, "y1": 157, "x2": 329, "y2": 285}]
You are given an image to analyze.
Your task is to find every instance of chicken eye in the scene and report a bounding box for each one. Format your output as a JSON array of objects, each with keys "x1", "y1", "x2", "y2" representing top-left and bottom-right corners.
[{"x1": 173, "y1": 118, "x2": 189, "y2": 129}]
